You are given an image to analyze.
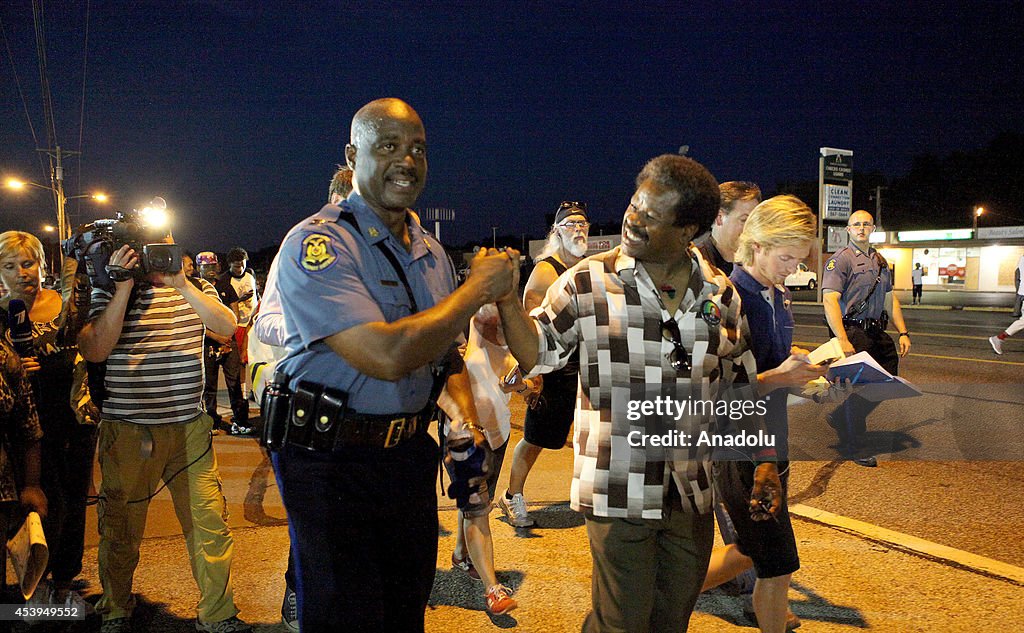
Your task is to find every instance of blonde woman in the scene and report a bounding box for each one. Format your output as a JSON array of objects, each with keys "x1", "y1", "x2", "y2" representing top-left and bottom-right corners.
[
  {"x1": 708, "y1": 196, "x2": 819, "y2": 633},
  {"x1": 0, "y1": 230, "x2": 95, "y2": 611}
]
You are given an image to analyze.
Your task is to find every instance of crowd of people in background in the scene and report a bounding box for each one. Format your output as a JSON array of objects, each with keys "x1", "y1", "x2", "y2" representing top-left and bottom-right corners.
[
  {"x1": 0, "y1": 226, "x2": 261, "y2": 632},
  {"x1": 0, "y1": 95, "x2": 1008, "y2": 633}
]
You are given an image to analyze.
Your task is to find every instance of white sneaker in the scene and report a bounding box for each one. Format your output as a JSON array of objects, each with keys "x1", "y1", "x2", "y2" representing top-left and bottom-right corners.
[
  {"x1": 230, "y1": 422, "x2": 254, "y2": 436},
  {"x1": 497, "y1": 489, "x2": 535, "y2": 527},
  {"x1": 990, "y1": 336, "x2": 1004, "y2": 355}
]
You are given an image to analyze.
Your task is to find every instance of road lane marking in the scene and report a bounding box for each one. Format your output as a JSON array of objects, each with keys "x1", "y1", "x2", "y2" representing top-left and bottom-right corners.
[
  {"x1": 794, "y1": 323, "x2": 993, "y2": 341},
  {"x1": 905, "y1": 352, "x2": 1024, "y2": 366},
  {"x1": 790, "y1": 503, "x2": 1024, "y2": 586},
  {"x1": 791, "y1": 341, "x2": 1024, "y2": 366}
]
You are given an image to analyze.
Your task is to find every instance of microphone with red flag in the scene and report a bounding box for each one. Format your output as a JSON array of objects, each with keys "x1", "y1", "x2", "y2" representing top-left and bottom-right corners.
[{"x1": 7, "y1": 299, "x2": 34, "y2": 356}]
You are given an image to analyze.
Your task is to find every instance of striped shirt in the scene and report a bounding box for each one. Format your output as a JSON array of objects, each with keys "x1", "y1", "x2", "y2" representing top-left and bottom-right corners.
[
  {"x1": 529, "y1": 246, "x2": 759, "y2": 519},
  {"x1": 89, "y1": 280, "x2": 217, "y2": 425}
]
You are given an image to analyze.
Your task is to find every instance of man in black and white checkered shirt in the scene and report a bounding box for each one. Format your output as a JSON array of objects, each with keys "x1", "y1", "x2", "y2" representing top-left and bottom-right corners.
[{"x1": 499, "y1": 154, "x2": 810, "y2": 633}]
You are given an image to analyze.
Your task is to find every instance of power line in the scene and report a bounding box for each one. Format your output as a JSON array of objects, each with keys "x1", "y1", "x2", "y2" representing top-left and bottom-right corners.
[
  {"x1": 33, "y1": 0, "x2": 58, "y2": 150},
  {"x1": 75, "y1": 0, "x2": 92, "y2": 227},
  {"x1": 0, "y1": 11, "x2": 46, "y2": 176}
]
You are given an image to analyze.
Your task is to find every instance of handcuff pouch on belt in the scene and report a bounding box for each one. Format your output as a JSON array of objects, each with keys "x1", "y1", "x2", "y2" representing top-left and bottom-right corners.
[
  {"x1": 285, "y1": 381, "x2": 349, "y2": 452},
  {"x1": 260, "y1": 373, "x2": 349, "y2": 451}
]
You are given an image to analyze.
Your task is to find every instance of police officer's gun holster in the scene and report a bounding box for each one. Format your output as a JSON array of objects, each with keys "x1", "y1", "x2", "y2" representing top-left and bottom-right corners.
[{"x1": 260, "y1": 371, "x2": 293, "y2": 450}]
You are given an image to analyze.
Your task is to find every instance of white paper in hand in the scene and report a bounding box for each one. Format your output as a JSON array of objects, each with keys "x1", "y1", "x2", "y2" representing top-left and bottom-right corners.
[
  {"x1": 6, "y1": 511, "x2": 49, "y2": 599},
  {"x1": 807, "y1": 337, "x2": 846, "y2": 365},
  {"x1": 795, "y1": 338, "x2": 847, "y2": 402}
]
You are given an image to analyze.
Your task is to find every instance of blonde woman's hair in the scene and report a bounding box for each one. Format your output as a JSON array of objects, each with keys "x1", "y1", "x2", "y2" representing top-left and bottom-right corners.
[
  {"x1": 0, "y1": 231, "x2": 47, "y2": 272},
  {"x1": 735, "y1": 195, "x2": 816, "y2": 266}
]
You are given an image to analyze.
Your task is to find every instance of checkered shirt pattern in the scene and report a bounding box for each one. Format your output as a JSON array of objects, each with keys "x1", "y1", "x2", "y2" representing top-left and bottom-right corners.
[{"x1": 529, "y1": 245, "x2": 759, "y2": 519}]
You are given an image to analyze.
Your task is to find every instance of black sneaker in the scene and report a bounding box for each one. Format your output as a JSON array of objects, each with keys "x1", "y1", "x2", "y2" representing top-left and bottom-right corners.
[
  {"x1": 195, "y1": 615, "x2": 252, "y2": 632},
  {"x1": 101, "y1": 617, "x2": 131, "y2": 633}
]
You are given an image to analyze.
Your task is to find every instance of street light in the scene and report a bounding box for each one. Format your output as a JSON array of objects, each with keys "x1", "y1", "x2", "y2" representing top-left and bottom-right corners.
[
  {"x1": 6, "y1": 178, "x2": 109, "y2": 202},
  {"x1": 972, "y1": 206, "x2": 984, "y2": 236},
  {"x1": 4, "y1": 178, "x2": 109, "y2": 241}
]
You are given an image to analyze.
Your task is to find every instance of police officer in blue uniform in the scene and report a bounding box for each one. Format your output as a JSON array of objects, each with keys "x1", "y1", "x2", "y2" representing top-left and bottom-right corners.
[
  {"x1": 270, "y1": 98, "x2": 516, "y2": 632},
  {"x1": 822, "y1": 210, "x2": 911, "y2": 467}
]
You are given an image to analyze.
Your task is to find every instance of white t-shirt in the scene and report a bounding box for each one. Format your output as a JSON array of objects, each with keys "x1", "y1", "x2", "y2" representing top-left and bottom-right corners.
[
  {"x1": 912, "y1": 268, "x2": 923, "y2": 285},
  {"x1": 230, "y1": 270, "x2": 259, "y2": 326},
  {"x1": 437, "y1": 317, "x2": 516, "y2": 450}
]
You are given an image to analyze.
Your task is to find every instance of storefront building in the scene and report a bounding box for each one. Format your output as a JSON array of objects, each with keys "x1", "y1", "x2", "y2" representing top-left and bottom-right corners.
[{"x1": 859, "y1": 226, "x2": 1024, "y2": 293}]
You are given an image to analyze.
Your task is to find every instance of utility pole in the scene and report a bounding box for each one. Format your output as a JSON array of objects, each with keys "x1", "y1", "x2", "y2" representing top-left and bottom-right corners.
[
  {"x1": 492, "y1": 226, "x2": 497, "y2": 248},
  {"x1": 37, "y1": 145, "x2": 79, "y2": 242},
  {"x1": 873, "y1": 185, "x2": 888, "y2": 230}
]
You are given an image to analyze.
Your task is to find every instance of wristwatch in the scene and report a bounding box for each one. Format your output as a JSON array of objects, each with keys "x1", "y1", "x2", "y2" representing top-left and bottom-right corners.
[{"x1": 898, "y1": 332, "x2": 910, "y2": 337}]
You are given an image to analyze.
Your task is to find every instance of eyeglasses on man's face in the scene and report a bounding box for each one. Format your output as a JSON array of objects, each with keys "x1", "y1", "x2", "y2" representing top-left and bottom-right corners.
[
  {"x1": 848, "y1": 222, "x2": 874, "y2": 229},
  {"x1": 661, "y1": 318, "x2": 692, "y2": 373},
  {"x1": 559, "y1": 220, "x2": 590, "y2": 230}
]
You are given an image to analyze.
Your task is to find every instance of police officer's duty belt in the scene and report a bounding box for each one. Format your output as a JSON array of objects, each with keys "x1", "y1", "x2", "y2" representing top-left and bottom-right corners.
[
  {"x1": 262, "y1": 378, "x2": 430, "y2": 452},
  {"x1": 842, "y1": 316, "x2": 886, "y2": 332}
]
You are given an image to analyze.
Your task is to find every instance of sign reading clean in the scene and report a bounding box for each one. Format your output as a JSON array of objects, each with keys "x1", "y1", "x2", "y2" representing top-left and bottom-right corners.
[{"x1": 823, "y1": 184, "x2": 852, "y2": 221}]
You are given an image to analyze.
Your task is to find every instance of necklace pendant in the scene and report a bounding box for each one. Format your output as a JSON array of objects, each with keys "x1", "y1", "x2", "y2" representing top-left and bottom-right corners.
[{"x1": 660, "y1": 284, "x2": 676, "y2": 299}]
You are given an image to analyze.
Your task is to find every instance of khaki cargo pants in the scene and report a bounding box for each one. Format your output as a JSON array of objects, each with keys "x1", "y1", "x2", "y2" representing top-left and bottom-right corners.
[{"x1": 95, "y1": 413, "x2": 238, "y2": 623}]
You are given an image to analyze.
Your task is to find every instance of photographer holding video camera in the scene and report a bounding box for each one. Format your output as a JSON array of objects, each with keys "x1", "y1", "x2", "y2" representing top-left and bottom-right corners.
[{"x1": 74, "y1": 201, "x2": 253, "y2": 633}]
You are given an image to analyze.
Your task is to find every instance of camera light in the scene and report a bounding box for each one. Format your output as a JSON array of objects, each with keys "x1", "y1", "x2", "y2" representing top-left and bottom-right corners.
[
  {"x1": 141, "y1": 206, "x2": 170, "y2": 229},
  {"x1": 140, "y1": 197, "x2": 170, "y2": 229}
]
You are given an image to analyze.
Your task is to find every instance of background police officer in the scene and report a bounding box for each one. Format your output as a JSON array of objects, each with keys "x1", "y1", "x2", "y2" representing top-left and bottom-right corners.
[
  {"x1": 272, "y1": 98, "x2": 515, "y2": 632},
  {"x1": 822, "y1": 210, "x2": 911, "y2": 467}
]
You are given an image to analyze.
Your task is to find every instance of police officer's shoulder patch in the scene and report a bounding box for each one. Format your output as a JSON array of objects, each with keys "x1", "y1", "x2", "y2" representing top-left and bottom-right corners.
[
  {"x1": 299, "y1": 233, "x2": 338, "y2": 272},
  {"x1": 826, "y1": 258, "x2": 836, "y2": 271}
]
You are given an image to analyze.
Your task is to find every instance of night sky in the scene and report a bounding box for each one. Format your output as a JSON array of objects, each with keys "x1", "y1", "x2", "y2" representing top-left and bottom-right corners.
[{"x1": 1, "y1": 1, "x2": 1022, "y2": 255}]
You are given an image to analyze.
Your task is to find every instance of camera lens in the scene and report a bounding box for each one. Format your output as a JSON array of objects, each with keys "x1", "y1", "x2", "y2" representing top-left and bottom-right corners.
[{"x1": 149, "y1": 251, "x2": 171, "y2": 270}]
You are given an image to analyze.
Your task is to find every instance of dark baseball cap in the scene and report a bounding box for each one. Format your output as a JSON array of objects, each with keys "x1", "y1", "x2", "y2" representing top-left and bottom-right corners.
[{"x1": 554, "y1": 201, "x2": 589, "y2": 225}]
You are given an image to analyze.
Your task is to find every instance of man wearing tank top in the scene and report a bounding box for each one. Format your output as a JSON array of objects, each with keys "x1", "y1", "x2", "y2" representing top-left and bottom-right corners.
[{"x1": 498, "y1": 200, "x2": 590, "y2": 528}]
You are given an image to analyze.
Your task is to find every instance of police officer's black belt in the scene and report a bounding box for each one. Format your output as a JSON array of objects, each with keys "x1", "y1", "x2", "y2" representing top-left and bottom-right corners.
[
  {"x1": 269, "y1": 380, "x2": 430, "y2": 452},
  {"x1": 842, "y1": 317, "x2": 885, "y2": 332}
]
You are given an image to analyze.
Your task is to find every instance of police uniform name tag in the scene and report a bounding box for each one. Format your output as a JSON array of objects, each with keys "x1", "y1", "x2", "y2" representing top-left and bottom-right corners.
[{"x1": 300, "y1": 234, "x2": 338, "y2": 272}]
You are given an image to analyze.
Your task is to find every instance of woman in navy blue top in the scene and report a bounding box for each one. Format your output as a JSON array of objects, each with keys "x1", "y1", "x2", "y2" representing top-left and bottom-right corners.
[{"x1": 717, "y1": 195, "x2": 819, "y2": 633}]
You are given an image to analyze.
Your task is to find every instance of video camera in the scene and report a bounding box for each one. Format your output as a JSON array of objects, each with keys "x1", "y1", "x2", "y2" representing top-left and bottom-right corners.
[{"x1": 61, "y1": 197, "x2": 183, "y2": 289}]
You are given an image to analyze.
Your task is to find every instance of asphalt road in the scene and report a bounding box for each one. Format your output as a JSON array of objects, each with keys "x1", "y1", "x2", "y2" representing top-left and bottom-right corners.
[{"x1": 786, "y1": 305, "x2": 1024, "y2": 568}]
